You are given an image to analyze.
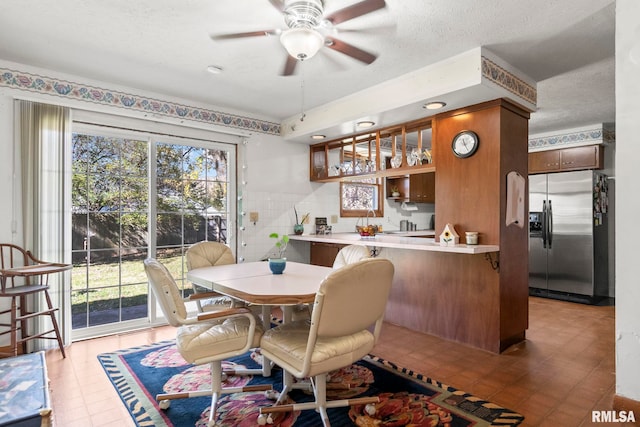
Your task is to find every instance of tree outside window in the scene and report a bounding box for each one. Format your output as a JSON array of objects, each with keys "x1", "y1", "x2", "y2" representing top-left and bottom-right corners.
[{"x1": 340, "y1": 178, "x2": 383, "y2": 218}]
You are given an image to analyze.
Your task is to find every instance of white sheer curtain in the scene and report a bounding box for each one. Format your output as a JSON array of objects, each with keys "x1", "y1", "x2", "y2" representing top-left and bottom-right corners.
[{"x1": 16, "y1": 100, "x2": 72, "y2": 350}]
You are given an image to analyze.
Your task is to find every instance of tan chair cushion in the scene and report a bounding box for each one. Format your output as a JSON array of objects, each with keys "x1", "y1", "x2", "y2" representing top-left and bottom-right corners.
[
  {"x1": 144, "y1": 259, "x2": 187, "y2": 326},
  {"x1": 332, "y1": 245, "x2": 371, "y2": 269},
  {"x1": 186, "y1": 242, "x2": 235, "y2": 270},
  {"x1": 177, "y1": 316, "x2": 264, "y2": 364},
  {"x1": 260, "y1": 320, "x2": 374, "y2": 378}
]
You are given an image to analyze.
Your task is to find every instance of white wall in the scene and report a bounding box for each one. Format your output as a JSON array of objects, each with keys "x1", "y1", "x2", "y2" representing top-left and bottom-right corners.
[
  {"x1": 615, "y1": 0, "x2": 640, "y2": 402},
  {"x1": 239, "y1": 131, "x2": 434, "y2": 262}
]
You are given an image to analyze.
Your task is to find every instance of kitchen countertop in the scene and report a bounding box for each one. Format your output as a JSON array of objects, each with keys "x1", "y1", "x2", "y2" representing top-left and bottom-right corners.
[
  {"x1": 289, "y1": 232, "x2": 499, "y2": 254},
  {"x1": 378, "y1": 230, "x2": 436, "y2": 237}
]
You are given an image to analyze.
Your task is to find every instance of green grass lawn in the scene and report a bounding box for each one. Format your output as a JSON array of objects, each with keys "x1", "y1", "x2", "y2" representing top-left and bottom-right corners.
[{"x1": 70, "y1": 255, "x2": 185, "y2": 311}]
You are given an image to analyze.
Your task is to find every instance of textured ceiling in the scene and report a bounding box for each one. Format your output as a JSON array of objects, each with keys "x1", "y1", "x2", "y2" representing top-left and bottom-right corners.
[{"x1": 0, "y1": 0, "x2": 615, "y2": 137}]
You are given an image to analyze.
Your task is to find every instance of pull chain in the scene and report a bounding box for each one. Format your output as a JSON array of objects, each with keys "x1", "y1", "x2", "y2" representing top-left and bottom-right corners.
[{"x1": 299, "y1": 61, "x2": 306, "y2": 122}]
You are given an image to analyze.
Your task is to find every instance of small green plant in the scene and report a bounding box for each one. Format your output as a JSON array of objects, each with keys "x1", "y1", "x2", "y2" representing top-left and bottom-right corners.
[{"x1": 269, "y1": 232, "x2": 290, "y2": 258}]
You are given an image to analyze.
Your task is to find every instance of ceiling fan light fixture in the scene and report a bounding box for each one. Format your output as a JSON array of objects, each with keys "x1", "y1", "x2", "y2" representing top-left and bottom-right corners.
[{"x1": 280, "y1": 27, "x2": 324, "y2": 60}]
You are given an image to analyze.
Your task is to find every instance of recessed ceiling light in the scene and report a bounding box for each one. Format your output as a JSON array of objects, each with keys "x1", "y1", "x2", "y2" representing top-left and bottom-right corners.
[
  {"x1": 311, "y1": 134, "x2": 326, "y2": 140},
  {"x1": 357, "y1": 120, "x2": 375, "y2": 128},
  {"x1": 206, "y1": 65, "x2": 224, "y2": 74},
  {"x1": 423, "y1": 101, "x2": 446, "y2": 110}
]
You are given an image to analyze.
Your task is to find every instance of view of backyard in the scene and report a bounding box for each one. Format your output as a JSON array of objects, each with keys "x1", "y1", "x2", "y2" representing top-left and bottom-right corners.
[
  {"x1": 70, "y1": 129, "x2": 231, "y2": 330},
  {"x1": 70, "y1": 255, "x2": 184, "y2": 328}
]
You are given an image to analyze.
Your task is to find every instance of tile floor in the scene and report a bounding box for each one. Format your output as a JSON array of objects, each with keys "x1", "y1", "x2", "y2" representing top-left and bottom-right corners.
[{"x1": 43, "y1": 296, "x2": 624, "y2": 426}]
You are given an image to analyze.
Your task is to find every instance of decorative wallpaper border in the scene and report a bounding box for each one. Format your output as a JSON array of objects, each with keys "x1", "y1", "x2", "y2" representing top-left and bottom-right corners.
[
  {"x1": 528, "y1": 126, "x2": 615, "y2": 150},
  {"x1": 0, "y1": 67, "x2": 280, "y2": 135},
  {"x1": 481, "y1": 56, "x2": 537, "y2": 106}
]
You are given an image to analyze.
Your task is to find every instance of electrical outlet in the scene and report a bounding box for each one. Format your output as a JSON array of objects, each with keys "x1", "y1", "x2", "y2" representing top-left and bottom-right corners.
[
  {"x1": 249, "y1": 212, "x2": 259, "y2": 223},
  {"x1": 331, "y1": 215, "x2": 338, "y2": 224}
]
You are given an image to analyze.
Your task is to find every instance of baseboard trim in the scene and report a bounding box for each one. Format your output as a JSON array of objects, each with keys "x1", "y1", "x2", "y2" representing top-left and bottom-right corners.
[{"x1": 614, "y1": 394, "x2": 640, "y2": 415}]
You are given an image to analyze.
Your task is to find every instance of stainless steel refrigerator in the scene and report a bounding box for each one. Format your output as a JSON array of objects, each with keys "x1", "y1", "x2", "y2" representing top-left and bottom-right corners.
[{"x1": 528, "y1": 170, "x2": 609, "y2": 303}]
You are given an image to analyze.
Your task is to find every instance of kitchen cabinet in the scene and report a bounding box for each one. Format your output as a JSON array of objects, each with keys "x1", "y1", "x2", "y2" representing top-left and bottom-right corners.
[
  {"x1": 529, "y1": 145, "x2": 603, "y2": 174},
  {"x1": 386, "y1": 172, "x2": 434, "y2": 203},
  {"x1": 409, "y1": 173, "x2": 435, "y2": 203},
  {"x1": 386, "y1": 175, "x2": 409, "y2": 200},
  {"x1": 309, "y1": 117, "x2": 434, "y2": 182},
  {"x1": 310, "y1": 241, "x2": 345, "y2": 267}
]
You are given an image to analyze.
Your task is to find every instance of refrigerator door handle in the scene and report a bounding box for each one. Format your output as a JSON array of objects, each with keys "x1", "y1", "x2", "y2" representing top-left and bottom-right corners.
[
  {"x1": 548, "y1": 200, "x2": 553, "y2": 248},
  {"x1": 542, "y1": 200, "x2": 547, "y2": 248}
]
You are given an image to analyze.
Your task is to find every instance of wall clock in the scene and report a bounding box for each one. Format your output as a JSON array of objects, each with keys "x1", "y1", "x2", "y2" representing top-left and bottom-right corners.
[{"x1": 451, "y1": 130, "x2": 479, "y2": 158}]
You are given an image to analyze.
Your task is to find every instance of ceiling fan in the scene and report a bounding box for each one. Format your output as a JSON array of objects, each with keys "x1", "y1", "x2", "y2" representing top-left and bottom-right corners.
[{"x1": 211, "y1": 0, "x2": 387, "y2": 76}]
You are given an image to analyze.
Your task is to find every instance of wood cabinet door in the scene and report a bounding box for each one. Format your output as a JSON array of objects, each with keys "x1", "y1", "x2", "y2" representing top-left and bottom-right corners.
[
  {"x1": 310, "y1": 242, "x2": 344, "y2": 267},
  {"x1": 529, "y1": 145, "x2": 603, "y2": 174},
  {"x1": 409, "y1": 173, "x2": 435, "y2": 203},
  {"x1": 560, "y1": 145, "x2": 602, "y2": 171},
  {"x1": 529, "y1": 150, "x2": 560, "y2": 173}
]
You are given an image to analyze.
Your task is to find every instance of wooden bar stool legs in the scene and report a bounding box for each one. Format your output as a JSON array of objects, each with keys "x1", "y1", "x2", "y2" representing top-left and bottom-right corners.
[
  {"x1": 0, "y1": 285, "x2": 66, "y2": 358},
  {"x1": 1, "y1": 243, "x2": 71, "y2": 358}
]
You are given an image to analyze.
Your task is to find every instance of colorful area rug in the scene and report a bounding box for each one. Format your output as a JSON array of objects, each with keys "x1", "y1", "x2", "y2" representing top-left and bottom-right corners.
[{"x1": 98, "y1": 340, "x2": 524, "y2": 426}]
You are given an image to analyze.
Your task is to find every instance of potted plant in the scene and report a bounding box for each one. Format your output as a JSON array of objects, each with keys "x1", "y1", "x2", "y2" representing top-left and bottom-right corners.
[
  {"x1": 390, "y1": 185, "x2": 400, "y2": 197},
  {"x1": 293, "y1": 206, "x2": 309, "y2": 235},
  {"x1": 268, "y1": 232, "x2": 290, "y2": 274}
]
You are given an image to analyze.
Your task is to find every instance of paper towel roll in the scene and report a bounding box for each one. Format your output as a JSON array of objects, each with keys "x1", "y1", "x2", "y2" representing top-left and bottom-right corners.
[{"x1": 400, "y1": 202, "x2": 418, "y2": 211}]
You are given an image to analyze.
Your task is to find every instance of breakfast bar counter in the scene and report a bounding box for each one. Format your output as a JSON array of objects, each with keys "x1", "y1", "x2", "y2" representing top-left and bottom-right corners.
[
  {"x1": 288, "y1": 232, "x2": 499, "y2": 254},
  {"x1": 288, "y1": 232, "x2": 522, "y2": 354}
]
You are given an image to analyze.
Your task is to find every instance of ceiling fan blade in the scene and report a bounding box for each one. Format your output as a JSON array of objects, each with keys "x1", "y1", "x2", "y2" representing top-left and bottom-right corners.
[
  {"x1": 325, "y1": 37, "x2": 377, "y2": 64},
  {"x1": 282, "y1": 55, "x2": 298, "y2": 76},
  {"x1": 211, "y1": 29, "x2": 280, "y2": 41},
  {"x1": 325, "y1": 0, "x2": 386, "y2": 25},
  {"x1": 334, "y1": 22, "x2": 397, "y2": 35},
  {"x1": 267, "y1": 0, "x2": 285, "y2": 12}
]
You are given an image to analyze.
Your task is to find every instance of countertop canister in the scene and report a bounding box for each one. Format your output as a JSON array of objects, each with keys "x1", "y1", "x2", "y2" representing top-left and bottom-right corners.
[{"x1": 465, "y1": 231, "x2": 478, "y2": 245}]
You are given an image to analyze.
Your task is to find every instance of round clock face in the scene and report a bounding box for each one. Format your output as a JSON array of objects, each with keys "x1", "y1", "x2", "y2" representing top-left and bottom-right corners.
[{"x1": 452, "y1": 131, "x2": 479, "y2": 158}]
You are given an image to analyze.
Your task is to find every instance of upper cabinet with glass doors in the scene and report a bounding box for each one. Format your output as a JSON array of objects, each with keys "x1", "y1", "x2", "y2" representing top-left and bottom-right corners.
[{"x1": 310, "y1": 118, "x2": 435, "y2": 182}]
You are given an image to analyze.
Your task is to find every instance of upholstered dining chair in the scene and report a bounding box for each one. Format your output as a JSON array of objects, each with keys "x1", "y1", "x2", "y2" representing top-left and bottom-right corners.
[
  {"x1": 291, "y1": 244, "x2": 371, "y2": 321},
  {"x1": 258, "y1": 258, "x2": 395, "y2": 426},
  {"x1": 185, "y1": 241, "x2": 238, "y2": 312},
  {"x1": 331, "y1": 244, "x2": 371, "y2": 269},
  {"x1": 0, "y1": 243, "x2": 69, "y2": 358},
  {"x1": 144, "y1": 258, "x2": 272, "y2": 427}
]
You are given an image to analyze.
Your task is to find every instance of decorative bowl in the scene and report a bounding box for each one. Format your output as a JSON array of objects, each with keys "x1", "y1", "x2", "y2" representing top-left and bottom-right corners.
[{"x1": 356, "y1": 225, "x2": 380, "y2": 237}]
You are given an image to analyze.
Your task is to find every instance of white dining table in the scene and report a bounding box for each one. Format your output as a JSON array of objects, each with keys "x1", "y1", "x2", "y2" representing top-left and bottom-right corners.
[{"x1": 186, "y1": 261, "x2": 333, "y2": 323}]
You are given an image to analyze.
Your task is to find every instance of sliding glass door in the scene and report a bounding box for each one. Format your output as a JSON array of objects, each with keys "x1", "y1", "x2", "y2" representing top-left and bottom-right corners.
[{"x1": 70, "y1": 125, "x2": 235, "y2": 338}]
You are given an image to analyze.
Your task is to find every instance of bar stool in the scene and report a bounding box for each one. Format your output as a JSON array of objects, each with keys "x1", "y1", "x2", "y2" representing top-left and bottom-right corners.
[{"x1": 0, "y1": 243, "x2": 70, "y2": 358}]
